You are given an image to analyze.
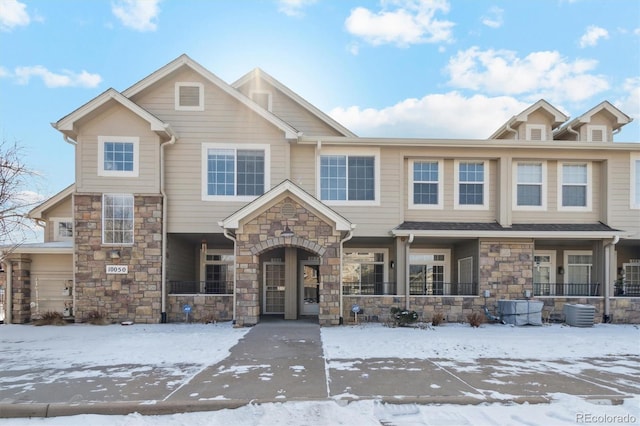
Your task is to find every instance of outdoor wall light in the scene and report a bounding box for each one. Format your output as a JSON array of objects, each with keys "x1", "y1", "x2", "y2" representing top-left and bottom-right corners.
[
  {"x1": 281, "y1": 224, "x2": 294, "y2": 238},
  {"x1": 109, "y1": 249, "x2": 120, "y2": 259},
  {"x1": 558, "y1": 266, "x2": 564, "y2": 275},
  {"x1": 390, "y1": 260, "x2": 395, "y2": 269},
  {"x1": 201, "y1": 238, "x2": 207, "y2": 253}
]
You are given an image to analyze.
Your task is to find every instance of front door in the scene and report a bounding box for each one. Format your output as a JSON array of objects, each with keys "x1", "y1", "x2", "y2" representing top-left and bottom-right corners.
[
  {"x1": 300, "y1": 261, "x2": 320, "y2": 316},
  {"x1": 263, "y1": 261, "x2": 285, "y2": 314},
  {"x1": 534, "y1": 251, "x2": 555, "y2": 295}
]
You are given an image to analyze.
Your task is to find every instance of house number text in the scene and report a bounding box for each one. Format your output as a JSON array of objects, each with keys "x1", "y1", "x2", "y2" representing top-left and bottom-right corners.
[{"x1": 106, "y1": 265, "x2": 128, "y2": 274}]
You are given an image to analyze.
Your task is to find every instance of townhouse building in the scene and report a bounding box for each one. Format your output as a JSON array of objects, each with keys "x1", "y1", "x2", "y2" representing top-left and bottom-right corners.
[{"x1": 1, "y1": 54, "x2": 639, "y2": 326}]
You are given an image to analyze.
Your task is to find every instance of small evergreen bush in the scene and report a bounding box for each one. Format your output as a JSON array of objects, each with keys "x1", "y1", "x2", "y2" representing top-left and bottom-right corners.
[
  {"x1": 390, "y1": 307, "x2": 419, "y2": 327},
  {"x1": 86, "y1": 310, "x2": 110, "y2": 325}
]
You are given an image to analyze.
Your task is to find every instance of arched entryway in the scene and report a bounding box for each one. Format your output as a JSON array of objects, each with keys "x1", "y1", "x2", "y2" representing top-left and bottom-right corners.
[{"x1": 219, "y1": 180, "x2": 353, "y2": 327}]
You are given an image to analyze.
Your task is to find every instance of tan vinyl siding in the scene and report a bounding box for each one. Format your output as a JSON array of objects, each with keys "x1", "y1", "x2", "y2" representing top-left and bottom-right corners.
[
  {"x1": 30, "y1": 254, "x2": 73, "y2": 315},
  {"x1": 131, "y1": 68, "x2": 291, "y2": 233},
  {"x1": 608, "y1": 153, "x2": 640, "y2": 235},
  {"x1": 76, "y1": 103, "x2": 160, "y2": 194},
  {"x1": 237, "y1": 79, "x2": 343, "y2": 136},
  {"x1": 290, "y1": 144, "x2": 316, "y2": 194},
  {"x1": 42, "y1": 197, "x2": 73, "y2": 242}
]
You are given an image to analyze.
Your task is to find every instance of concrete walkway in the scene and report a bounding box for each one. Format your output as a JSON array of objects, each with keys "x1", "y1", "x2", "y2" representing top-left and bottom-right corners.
[{"x1": 1, "y1": 318, "x2": 639, "y2": 418}]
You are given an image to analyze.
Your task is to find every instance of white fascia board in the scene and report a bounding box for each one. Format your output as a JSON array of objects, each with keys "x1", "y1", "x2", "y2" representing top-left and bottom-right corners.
[
  {"x1": 391, "y1": 229, "x2": 627, "y2": 239},
  {"x1": 221, "y1": 180, "x2": 352, "y2": 231}
]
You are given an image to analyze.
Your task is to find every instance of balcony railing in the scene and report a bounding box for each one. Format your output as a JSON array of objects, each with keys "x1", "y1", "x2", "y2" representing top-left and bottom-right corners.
[
  {"x1": 342, "y1": 282, "x2": 397, "y2": 295},
  {"x1": 169, "y1": 281, "x2": 234, "y2": 295},
  {"x1": 533, "y1": 282, "x2": 600, "y2": 297},
  {"x1": 615, "y1": 282, "x2": 640, "y2": 297},
  {"x1": 409, "y1": 282, "x2": 478, "y2": 296}
]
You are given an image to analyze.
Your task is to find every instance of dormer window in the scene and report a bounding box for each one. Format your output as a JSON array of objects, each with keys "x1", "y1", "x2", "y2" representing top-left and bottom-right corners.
[
  {"x1": 587, "y1": 125, "x2": 606, "y2": 142},
  {"x1": 526, "y1": 125, "x2": 546, "y2": 141},
  {"x1": 175, "y1": 82, "x2": 204, "y2": 111}
]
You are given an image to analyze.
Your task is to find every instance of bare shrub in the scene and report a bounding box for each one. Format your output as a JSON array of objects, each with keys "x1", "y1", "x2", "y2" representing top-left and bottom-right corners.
[
  {"x1": 33, "y1": 311, "x2": 66, "y2": 326},
  {"x1": 431, "y1": 312, "x2": 445, "y2": 326},
  {"x1": 467, "y1": 312, "x2": 484, "y2": 328},
  {"x1": 86, "y1": 310, "x2": 110, "y2": 325}
]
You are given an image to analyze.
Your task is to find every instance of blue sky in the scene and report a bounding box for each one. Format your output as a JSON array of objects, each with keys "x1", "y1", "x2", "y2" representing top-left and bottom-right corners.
[{"x1": 1, "y1": 0, "x2": 639, "y2": 197}]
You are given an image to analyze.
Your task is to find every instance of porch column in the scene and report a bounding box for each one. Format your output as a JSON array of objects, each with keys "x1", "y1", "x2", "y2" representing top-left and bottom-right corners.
[
  {"x1": 284, "y1": 247, "x2": 297, "y2": 319},
  {"x1": 12, "y1": 256, "x2": 31, "y2": 323}
]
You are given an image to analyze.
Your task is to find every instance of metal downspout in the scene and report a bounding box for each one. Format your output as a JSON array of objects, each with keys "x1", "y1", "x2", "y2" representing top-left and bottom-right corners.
[
  {"x1": 63, "y1": 135, "x2": 78, "y2": 321},
  {"x1": 603, "y1": 235, "x2": 619, "y2": 323},
  {"x1": 339, "y1": 227, "x2": 354, "y2": 325},
  {"x1": 221, "y1": 228, "x2": 237, "y2": 325},
  {"x1": 160, "y1": 130, "x2": 177, "y2": 323},
  {"x1": 405, "y1": 234, "x2": 414, "y2": 310},
  {"x1": 1, "y1": 257, "x2": 12, "y2": 323}
]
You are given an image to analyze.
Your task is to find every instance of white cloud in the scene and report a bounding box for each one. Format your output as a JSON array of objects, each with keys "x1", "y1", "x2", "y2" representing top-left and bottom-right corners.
[
  {"x1": 111, "y1": 0, "x2": 160, "y2": 32},
  {"x1": 445, "y1": 47, "x2": 609, "y2": 103},
  {"x1": 12, "y1": 65, "x2": 102, "y2": 88},
  {"x1": 277, "y1": 0, "x2": 317, "y2": 17},
  {"x1": 481, "y1": 6, "x2": 503, "y2": 29},
  {"x1": 0, "y1": 0, "x2": 30, "y2": 31},
  {"x1": 330, "y1": 92, "x2": 528, "y2": 138},
  {"x1": 579, "y1": 25, "x2": 609, "y2": 48},
  {"x1": 617, "y1": 77, "x2": 640, "y2": 123},
  {"x1": 345, "y1": 0, "x2": 454, "y2": 47}
]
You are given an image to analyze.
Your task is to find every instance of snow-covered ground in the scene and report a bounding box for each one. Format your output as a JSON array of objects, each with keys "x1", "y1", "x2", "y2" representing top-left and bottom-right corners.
[{"x1": 0, "y1": 321, "x2": 638, "y2": 425}]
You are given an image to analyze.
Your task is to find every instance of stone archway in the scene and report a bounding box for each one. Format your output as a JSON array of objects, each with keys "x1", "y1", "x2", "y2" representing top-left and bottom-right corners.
[{"x1": 234, "y1": 196, "x2": 343, "y2": 326}]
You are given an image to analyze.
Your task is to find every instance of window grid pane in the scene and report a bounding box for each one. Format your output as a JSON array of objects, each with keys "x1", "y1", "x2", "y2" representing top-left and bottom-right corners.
[
  {"x1": 347, "y1": 156, "x2": 374, "y2": 201},
  {"x1": 459, "y1": 162, "x2": 484, "y2": 205},
  {"x1": 414, "y1": 162, "x2": 439, "y2": 205},
  {"x1": 207, "y1": 149, "x2": 235, "y2": 196},
  {"x1": 104, "y1": 142, "x2": 134, "y2": 172},
  {"x1": 103, "y1": 195, "x2": 134, "y2": 244},
  {"x1": 237, "y1": 150, "x2": 264, "y2": 196}
]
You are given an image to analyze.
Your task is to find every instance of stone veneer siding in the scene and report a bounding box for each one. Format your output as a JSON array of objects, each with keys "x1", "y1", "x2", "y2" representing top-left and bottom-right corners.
[
  {"x1": 235, "y1": 197, "x2": 342, "y2": 327},
  {"x1": 2, "y1": 256, "x2": 32, "y2": 323},
  {"x1": 167, "y1": 295, "x2": 233, "y2": 323},
  {"x1": 74, "y1": 194, "x2": 163, "y2": 324}
]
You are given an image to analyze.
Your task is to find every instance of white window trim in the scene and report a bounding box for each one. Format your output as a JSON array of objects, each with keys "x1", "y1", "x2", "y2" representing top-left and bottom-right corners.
[
  {"x1": 342, "y1": 248, "x2": 389, "y2": 284},
  {"x1": 51, "y1": 217, "x2": 73, "y2": 241},
  {"x1": 587, "y1": 125, "x2": 607, "y2": 142},
  {"x1": 102, "y1": 193, "x2": 134, "y2": 246},
  {"x1": 201, "y1": 143, "x2": 271, "y2": 202},
  {"x1": 454, "y1": 160, "x2": 489, "y2": 210},
  {"x1": 175, "y1": 82, "x2": 204, "y2": 111},
  {"x1": 409, "y1": 249, "x2": 452, "y2": 294},
  {"x1": 97, "y1": 136, "x2": 139, "y2": 177},
  {"x1": 316, "y1": 147, "x2": 381, "y2": 206},
  {"x1": 526, "y1": 124, "x2": 546, "y2": 141},
  {"x1": 249, "y1": 89, "x2": 273, "y2": 111},
  {"x1": 563, "y1": 250, "x2": 592, "y2": 285},
  {"x1": 557, "y1": 162, "x2": 592, "y2": 212},
  {"x1": 534, "y1": 250, "x2": 556, "y2": 295},
  {"x1": 408, "y1": 159, "x2": 444, "y2": 210},
  {"x1": 512, "y1": 161, "x2": 547, "y2": 211},
  {"x1": 631, "y1": 154, "x2": 640, "y2": 209}
]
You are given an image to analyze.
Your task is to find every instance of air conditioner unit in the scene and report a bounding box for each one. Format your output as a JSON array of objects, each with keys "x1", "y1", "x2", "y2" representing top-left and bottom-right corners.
[{"x1": 563, "y1": 304, "x2": 595, "y2": 327}]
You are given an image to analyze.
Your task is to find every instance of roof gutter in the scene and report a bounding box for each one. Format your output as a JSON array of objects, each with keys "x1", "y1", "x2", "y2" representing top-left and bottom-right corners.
[
  {"x1": 160, "y1": 126, "x2": 177, "y2": 323},
  {"x1": 220, "y1": 226, "x2": 238, "y2": 325}
]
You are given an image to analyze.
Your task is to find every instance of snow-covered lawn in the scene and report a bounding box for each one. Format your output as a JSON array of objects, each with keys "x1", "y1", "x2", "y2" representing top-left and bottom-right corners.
[{"x1": 0, "y1": 321, "x2": 638, "y2": 425}]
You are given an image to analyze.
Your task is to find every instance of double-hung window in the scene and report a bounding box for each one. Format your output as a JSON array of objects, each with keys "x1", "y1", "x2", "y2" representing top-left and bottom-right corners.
[
  {"x1": 319, "y1": 149, "x2": 379, "y2": 204},
  {"x1": 102, "y1": 194, "x2": 134, "y2": 245},
  {"x1": 559, "y1": 162, "x2": 591, "y2": 210},
  {"x1": 98, "y1": 136, "x2": 139, "y2": 177},
  {"x1": 514, "y1": 162, "x2": 546, "y2": 210},
  {"x1": 409, "y1": 160, "x2": 443, "y2": 209},
  {"x1": 455, "y1": 160, "x2": 488, "y2": 209},
  {"x1": 202, "y1": 144, "x2": 269, "y2": 201}
]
